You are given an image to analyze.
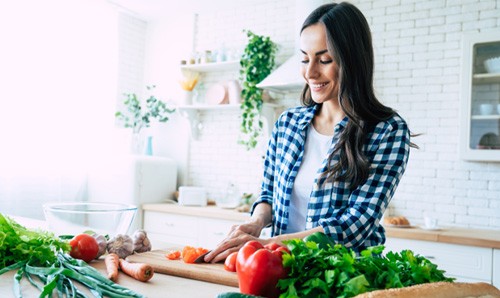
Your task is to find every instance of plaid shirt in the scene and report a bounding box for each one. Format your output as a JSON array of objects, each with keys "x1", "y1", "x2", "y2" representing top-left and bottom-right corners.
[{"x1": 252, "y1": 104, "x2": 410, "y2": 252}]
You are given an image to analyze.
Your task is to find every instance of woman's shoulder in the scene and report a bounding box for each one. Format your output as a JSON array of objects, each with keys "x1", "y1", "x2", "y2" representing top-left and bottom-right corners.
[
  {"x1": 280, "y1": 105, "x2": 314, "y2": 117},
  {"x1": 374, "y1": 113, "x2": 409, "y2": 132},
  {"x1": 277, "y1": 105, "x2": 315, "y2": 124}
]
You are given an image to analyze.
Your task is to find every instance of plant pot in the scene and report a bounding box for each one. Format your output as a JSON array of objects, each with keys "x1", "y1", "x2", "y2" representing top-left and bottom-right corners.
[{"x1": 181, "y1": 90, "x2": 194, "y2": 105}]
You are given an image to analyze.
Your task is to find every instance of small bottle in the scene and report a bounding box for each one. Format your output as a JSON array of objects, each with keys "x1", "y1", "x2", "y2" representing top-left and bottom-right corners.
[{"x1": 144, "y1": 136, "x2": 153, "y2": 156}]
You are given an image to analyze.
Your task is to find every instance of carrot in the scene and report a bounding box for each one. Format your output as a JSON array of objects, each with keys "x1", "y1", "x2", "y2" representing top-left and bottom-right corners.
[
  {"x1": 181, "y1": 246, "x2": 209, "y2": 263},
  {"x1": 104, "y1": 253, "x2": 120, "y2": 282},
  {"x1": 165, "y1": 250, "x2": 181, "y2": 260},
  {"x1": 119, "y1": 259, "x2": 154, "y2": 282}
]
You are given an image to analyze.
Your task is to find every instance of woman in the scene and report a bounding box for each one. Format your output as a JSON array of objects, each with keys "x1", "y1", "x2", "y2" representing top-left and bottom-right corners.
[{"x1": 205, "y1": 2, "x2": 414, "y2": 263}]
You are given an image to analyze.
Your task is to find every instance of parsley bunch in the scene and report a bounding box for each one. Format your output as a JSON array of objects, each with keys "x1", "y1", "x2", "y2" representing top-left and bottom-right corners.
[
  {"x1": 278, "y1": 239, "x2": 454, "y2": 298},
  {"x1": 0, "y1": 213, "x2": 145, "y2": 297},
  {"x1": 0, "y1": 213, "x2": 70, "y2": 268}
]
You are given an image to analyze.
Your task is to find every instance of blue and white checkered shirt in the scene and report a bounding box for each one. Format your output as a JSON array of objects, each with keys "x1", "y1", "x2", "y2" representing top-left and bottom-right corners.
[{"x1": 252, "y1": 104, "x2": 410, "y2": 252}]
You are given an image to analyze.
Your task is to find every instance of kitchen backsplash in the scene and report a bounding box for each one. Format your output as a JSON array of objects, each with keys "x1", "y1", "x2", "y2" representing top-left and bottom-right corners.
[{"x1": 139, "y1": 0, "x2": 500, "y2": 229}]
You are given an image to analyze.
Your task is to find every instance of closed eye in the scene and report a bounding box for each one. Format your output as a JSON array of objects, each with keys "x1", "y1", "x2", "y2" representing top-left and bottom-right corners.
[{"x1": 320, "y1": 60, "x2": 333, "y2": 64}]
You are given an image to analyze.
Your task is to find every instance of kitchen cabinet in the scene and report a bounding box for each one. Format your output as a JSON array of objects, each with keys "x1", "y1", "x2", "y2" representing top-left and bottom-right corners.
[
  {"x1": 142, "y1": 204, "x2": 271, "y2": 249},
  {"x1": 385, "y1": 237, "x2": 494, "y2": 284},
  {"x1": 143, "y1": 210, "x2": 244, "y2": 248},
  {"x1": 494, "y1": 249, "x2": 500, "y2": 288},
  {"x1": 460, "y1": 31, "x2": 500, "y2": 161},
  {"x1": 142, "y1": 204, "x2": 252, "y2": 249}
]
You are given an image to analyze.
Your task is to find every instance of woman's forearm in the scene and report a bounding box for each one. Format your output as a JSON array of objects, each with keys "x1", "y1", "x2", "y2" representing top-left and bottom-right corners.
[{"x1": 250, "y1": 202, "x2": 272, "y2": 229}]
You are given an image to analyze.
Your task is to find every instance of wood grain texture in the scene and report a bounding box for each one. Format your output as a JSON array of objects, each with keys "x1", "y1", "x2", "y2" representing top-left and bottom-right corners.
[
  {"x1": 385, "y1": 226, "x2": 500, "y2": 249},
  {"x1": 126, "y1": 249, "x2": 239, "y2": 287}
]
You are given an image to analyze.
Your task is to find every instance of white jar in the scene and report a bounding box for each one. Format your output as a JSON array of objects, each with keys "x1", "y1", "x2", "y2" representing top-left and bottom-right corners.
[{"x1": 226, "y1": 80, "x2": 241, "y2": 105}]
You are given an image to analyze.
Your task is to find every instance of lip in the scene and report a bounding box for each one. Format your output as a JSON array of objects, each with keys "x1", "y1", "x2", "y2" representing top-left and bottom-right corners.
[{"x1": 309, "y1": 82, "x2": 328, "y2": 92}]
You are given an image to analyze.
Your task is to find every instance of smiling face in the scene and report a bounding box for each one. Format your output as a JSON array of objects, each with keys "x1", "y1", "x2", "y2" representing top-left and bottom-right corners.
[{"x1": 300, "y1": 23, "x2": 339, "y2": 104}]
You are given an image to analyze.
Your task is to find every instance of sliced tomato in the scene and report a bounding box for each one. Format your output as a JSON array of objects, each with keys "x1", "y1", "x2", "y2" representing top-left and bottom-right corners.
[{"x1": 224, "y1": 251, "x2": 238, "y2": 272}]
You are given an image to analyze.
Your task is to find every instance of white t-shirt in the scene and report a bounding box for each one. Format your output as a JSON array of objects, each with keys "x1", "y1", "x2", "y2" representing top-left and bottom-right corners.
[{"x1": 287, "y1": 124, "x2": 332, "y2": 233}]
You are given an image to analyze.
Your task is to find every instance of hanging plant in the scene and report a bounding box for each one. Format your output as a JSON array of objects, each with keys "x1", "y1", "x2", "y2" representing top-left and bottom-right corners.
[{"x1": 239, "y1": 30, "x2": 278, "y2": 150}]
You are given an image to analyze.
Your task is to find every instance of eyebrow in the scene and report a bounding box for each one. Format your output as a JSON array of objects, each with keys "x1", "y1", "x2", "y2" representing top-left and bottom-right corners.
[{"x1": 300, "y1": 49, "x2": 328, "y2": 56}]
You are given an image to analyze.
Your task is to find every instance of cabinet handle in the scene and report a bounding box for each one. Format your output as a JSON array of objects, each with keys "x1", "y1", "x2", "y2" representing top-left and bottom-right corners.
[
  {"x1": 164, "y1": 223, "x2": 174, "y2": 227},
  {"x1": 213, "y1": 232, "x2": 225, "y2": 236},
  {"x1": 423, "y1": 255, "x2": 435, "y2": 259}
]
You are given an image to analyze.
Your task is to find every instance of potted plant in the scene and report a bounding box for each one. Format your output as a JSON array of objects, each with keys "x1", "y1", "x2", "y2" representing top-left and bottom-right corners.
[
  {"x1": 239, "y1": 30, "x2": 278, "y2": 150},
  {"x1": 115, "y1": 85, "x2": 175, "y2": 154}
]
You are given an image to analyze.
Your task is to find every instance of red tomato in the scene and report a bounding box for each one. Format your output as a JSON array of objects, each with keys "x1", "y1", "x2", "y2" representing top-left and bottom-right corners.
[
  {"x1": 69, "y1": 234, "x2": 99, "y2": 263},
  {"x1": 224, "y1": 251, "x2": 238, "y2": 272},
  {"x1": 264, "y1": 242, "x2": 281, "y2": 251}
]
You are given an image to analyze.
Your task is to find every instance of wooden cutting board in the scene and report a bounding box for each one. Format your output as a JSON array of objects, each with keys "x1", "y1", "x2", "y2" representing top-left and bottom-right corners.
[{"x1": 126, "y1": 249, "x2": 239, "y2": 288}]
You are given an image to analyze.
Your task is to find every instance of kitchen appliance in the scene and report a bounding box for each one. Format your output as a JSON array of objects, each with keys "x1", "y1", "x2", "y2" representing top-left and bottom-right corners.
[
  {"x1": 87, "y1": 155, "x2": 177, "y2": 232},
  {"x1": 178, "y1": 186, "x2": 207, "y2": 206}
]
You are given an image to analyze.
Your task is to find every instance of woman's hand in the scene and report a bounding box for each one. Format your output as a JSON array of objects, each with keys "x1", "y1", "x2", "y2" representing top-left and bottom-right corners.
[{"x1": 203, "y1": 221, "x2": 266, "y2": 263}]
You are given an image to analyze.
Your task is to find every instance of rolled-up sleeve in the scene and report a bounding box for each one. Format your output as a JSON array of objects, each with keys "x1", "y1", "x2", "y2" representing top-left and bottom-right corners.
[
  {"x1": 318, "y1": 119, "x2": 410, "y2": 249},
  {"x1": 251, "y1": 121, "x2": 278, "y2": 215}
]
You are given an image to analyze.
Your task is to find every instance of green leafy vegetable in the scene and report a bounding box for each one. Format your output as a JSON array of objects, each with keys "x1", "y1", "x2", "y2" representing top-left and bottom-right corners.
[
  {"x1": 0, "y1": 213, "x2": 71, "y2": 268},
  {"x1": 278, "y1": 239, "x2": 454, "y2": 298},
  {"x1": 0, "y1": 213, "x2": 145, "y2": 297}
]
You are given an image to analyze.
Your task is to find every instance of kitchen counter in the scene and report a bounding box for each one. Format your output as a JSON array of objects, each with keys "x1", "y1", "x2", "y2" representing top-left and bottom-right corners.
[
  {"x1": 385, "y1": 226, "x2": 500, "y2": 249},
  {"x1": 0, "y1": 214, "x2": 238, "y2": 298},
  {"x1": 143, "y1": 203, "x2": 251, "y2": 222},
  {"x1": 143, "y1": 204, "x2": 500, "y2": 249},
  {"x1": 0, "y1": 259, "x2": 238, "y2": 298}
]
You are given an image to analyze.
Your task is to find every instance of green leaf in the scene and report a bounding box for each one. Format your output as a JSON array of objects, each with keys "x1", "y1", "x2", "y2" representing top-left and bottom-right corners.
[
  {"x1": 238, "y1": 30, "x2": 277, "y2": 150},
  {"x1": 343, "y1": 274, "x2": 369, "y2": 296},
  {"x1": 115, "y1": 85, "x2": 175, "y2": 132}
]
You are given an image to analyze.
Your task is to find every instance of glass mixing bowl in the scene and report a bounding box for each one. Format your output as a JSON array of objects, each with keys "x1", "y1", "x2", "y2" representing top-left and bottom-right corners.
[{"x1": 43, "y1": 202, "x2": 137, "y2": 236}]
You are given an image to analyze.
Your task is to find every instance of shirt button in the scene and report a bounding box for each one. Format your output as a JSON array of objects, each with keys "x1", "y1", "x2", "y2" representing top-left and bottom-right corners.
[{"x1": 307, "y1": 217, "x2": 312, "y2": 222}]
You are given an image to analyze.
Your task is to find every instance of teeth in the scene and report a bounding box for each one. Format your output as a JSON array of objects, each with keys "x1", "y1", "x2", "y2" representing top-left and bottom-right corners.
[{"x1": 311, "y1": 83, "x2": 327, "y2": 88}]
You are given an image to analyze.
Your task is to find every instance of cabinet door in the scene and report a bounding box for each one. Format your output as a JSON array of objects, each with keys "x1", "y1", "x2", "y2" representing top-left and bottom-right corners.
[
  {"x1": 198, "y1": 218, "x2": 242, "y2": 248},
  {"x1": 494, "y1": 249, "x2": 500, "y2": 288},
  {"x1": 460, "y1": 31, "x2": 500, "y2": 161},
  {"x1": 385, "y1": 238, "x2": 493, "y2": 283},
  {"x1": 143, "y1": 211, "x2": 198, "y2": 248}
]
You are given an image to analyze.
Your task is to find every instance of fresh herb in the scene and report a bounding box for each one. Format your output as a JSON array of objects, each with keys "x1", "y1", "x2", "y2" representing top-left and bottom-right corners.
[
  {"x1": 278, "y1": 239, "x2": 454, "y2": 298},
  {"x1": 0, "y1": 213, "x2": 71, "y2": 268},
  {"x1": 0, "y1": 214, "x2": 144, "y2": 297}
]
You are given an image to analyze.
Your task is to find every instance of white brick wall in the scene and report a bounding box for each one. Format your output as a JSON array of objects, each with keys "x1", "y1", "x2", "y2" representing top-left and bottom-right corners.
[
  {"x1": 117, "y1": 13, "x2": 147, "y2": 100},
  {"x1": 172, "y1": 0, "x2": 500, "y2": 229}
]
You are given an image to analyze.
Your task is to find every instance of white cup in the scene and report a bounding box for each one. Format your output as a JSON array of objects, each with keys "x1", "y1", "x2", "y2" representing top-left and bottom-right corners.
[
  {"x1": 479, "y1": 104, "x2": 494, "y2": 115},
  {"x1": 424, "y1": 216, "x2": 438, "y2": 229}
]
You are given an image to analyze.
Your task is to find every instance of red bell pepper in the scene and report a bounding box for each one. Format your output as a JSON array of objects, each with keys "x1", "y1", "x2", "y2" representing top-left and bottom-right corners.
[{"x1": 236, "y1": 240, "x2": 288, "y2": 298}]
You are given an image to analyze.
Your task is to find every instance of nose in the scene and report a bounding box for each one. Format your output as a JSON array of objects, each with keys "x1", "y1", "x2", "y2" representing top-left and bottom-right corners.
[{"x1": 304, "y1": 61, "x2": 319, "y2": 80}]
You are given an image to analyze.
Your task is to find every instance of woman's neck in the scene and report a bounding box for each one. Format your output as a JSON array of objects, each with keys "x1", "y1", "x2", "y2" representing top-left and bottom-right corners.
[{"x1": 313, "y1": 100, "x2": 345, "y2": 136}]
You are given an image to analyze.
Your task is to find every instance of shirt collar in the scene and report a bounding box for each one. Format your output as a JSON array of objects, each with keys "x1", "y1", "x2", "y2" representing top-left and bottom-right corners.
[
  {"x1": 298, "y1": 105, "x2": 319, "y2": 130},
  {"x1": 298, "y1": 104, "x2": 349, "y2": 132}
]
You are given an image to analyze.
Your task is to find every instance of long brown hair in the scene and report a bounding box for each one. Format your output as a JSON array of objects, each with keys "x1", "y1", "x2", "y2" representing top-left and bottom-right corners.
[{"x1": 300, "y1": 2, "x2": 417, "y2": 189}]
